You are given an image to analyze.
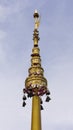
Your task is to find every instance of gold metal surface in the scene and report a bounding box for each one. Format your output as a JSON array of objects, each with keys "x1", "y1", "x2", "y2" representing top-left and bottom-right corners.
[
  {"x1": 24, "y1": 10, "x2": 49, "y2": 130},
  {"x1": 25, "y1": 24, "x2": 47, "y2": 90},
  {"x1": 31, "y1": 96, "x2": 41, "y2": 130},
  {"x1": 34, "y1": 10, "x2": 40, "y2": 30}
]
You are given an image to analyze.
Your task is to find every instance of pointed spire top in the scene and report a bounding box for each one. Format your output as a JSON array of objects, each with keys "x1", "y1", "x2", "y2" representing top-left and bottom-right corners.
[
  {"x1": 33, "y1": 10, "x2": 40, "y2": 30},
  {"x1": 34, "y1": 9, "x2": 39, "y2": 18},
  {"x1": 34, "y1": 9, "x2": 38, "y2": 13}
]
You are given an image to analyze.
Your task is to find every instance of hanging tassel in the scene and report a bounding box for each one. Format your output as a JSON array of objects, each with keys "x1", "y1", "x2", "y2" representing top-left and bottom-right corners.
[
  {"x1": 22, "y1": 101, "x2": 26, "y2": 107},
  {"x1": 45, "y1": 96, "x2": 51, "y2": 102},
  {"x1": 23, "y1": 95, "x2": 27, "y2": 100},
  {"x1": 40, "y1": 97, "x2": 43, "y2": 104},
  {"x1": 40, "y1": 105, "x2": 44, "y2": 110},
  {"x1": 46, "y1": 90, "x2": 50, "y2": 95}
]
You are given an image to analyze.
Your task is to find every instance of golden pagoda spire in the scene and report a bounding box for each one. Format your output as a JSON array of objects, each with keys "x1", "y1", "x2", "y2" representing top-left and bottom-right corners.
[{"x1": 22, "y1": 10, "x2": 51, "y2": 130}]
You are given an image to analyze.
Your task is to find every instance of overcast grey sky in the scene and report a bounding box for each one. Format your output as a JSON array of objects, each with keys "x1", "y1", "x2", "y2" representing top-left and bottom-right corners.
[{"x1": 0, "y1": 0, "x2": 73, "y2": 130}]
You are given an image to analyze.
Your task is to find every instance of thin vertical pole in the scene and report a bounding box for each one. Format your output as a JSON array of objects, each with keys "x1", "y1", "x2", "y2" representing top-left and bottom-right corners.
[{"x1": 31, "y1": 96, "x2": 41, "y2": 130}]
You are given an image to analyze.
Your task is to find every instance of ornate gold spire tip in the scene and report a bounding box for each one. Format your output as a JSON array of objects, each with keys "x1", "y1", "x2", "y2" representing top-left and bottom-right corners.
[
  {"x1": 34, "y1": 10, "x2": 40, "y2": 30},
  {"x1": 22, "y1": 10, "x2": 51, "y2": 108}
]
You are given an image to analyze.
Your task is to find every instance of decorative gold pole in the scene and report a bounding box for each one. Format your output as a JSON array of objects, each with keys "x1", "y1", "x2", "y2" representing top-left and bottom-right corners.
[
  {"x1": 31, "y1": 10, "x2": 41, "y2": 130},
  {"x1": 22, "y1": 10, "x2": 51, "y2": 130},
  {"x1": 31, "y1": 96, "x2": 41, "y2": 130}
]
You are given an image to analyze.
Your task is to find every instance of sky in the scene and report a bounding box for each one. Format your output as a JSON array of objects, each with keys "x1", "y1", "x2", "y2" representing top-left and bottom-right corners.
[{"x1": 0, "y1": 0, "x2": 73, "y2": 130}]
